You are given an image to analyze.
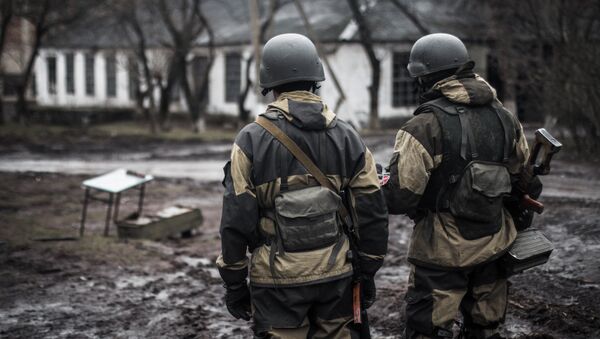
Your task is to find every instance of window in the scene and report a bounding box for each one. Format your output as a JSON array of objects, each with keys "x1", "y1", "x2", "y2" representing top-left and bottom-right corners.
[
  {"x1": 85, "y1": 53, "x2": 95, "y2": 96},
  {"x1": 128, "y1": 57, "x2": 138, "y2": 100},
  {"x1": 106, "y1": 53, "x2": 117, "y2": 97},
  {"x1": 65, "y1": 53, "x2": 74, "y2": 94},
  {"x1": 392, "y1": 52, "x2": 417, "y2": 107},
  {"x1": 225, "y1": 52, "x2": 241, "y2": 103},
  {"x1": 47, "y1": 56, "x2": 56, "y2": 95}
]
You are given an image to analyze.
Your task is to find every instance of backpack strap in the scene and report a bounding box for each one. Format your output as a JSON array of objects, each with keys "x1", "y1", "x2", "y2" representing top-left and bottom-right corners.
[
  {"x1": 256, "y1": 115, "x2": 352, "y2": 224},
  {"x1": 456, "y1": 106, "x2": 479, "y2": 160},
  {"x1": 490, "y1": 101, "x2": 515, "y2": 163}
]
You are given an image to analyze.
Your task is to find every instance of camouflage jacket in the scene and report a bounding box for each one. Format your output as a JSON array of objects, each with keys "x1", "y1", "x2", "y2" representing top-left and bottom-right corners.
[
  {"x1": 384, "y1": 75, "x2": 529, "y2": 269},
  {"x1": 217, "y1": 91, "x2": 389, "y2": 287}
]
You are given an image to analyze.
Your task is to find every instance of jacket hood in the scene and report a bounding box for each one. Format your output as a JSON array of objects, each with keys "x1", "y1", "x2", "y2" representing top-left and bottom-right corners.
[
  {"x1": 267, "y1": 91, "x2": 336, "y2": 130},
  {"x1": 431, "y1": 74, "x2": 497, "y2": 106}
]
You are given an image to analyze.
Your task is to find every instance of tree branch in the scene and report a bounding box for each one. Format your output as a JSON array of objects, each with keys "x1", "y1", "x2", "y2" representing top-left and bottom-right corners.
[{"x1": 387, "y1": 0, "x2": 429, "y2": 35}]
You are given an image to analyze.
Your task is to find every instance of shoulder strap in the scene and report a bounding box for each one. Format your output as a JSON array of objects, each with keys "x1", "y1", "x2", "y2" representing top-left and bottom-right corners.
[
  {"x1": 255, "y1": 115, "x2": 351, "y2": 222},
  {"x1": 490, "y1": 101, "x2": 516, "y2": 163}
]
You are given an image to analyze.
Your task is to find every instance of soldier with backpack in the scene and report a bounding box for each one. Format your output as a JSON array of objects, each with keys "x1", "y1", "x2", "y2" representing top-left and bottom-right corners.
[
  {"x1": 216, "y1": 33, "x2": 389, "y2": 338},
  {"x1": 383, "y1": 33, "x2": 538, "y2": 339}
]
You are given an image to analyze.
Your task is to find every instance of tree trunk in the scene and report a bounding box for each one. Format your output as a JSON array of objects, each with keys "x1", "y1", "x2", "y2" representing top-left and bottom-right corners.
[
  {"x1": 346, "y1": 0, "x2": 380, "y2": 130},
  {"x1": 369, "y1": 61, "x2": 381, "y2": 130},
  {"x1": 238, "y1": 55, "x2": 253, "y2": 125},
  {"x1": 0, "y1": 3, "x2": 13, "y2": 125},
  {"x1": 16, "y1": 45, "x2": 41, "y2": 125},
  {"x1": 238, "y1": 0, "x2": 279, "y2": 125},
  {"x1": 135, "y1": 88, "x2": 156, "y2": 134},
  {"x1": 158, "y1": 60, "x2": 179, "y2": 130},
  {"x1": 180, "y1": 60, "x2": 202, "y2": 132},
  {"x1": 15, "y1": 83, "x2": 27, "y2": 124},
  {"x1": 194, "y1": 116, "x2": 206, "y2": 133}
]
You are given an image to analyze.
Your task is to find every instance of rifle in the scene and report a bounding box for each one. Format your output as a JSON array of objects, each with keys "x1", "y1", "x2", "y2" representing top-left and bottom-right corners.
[
  {"x1": 517, "y1": 128, "x2": 562, "y2": 213},
  {"x1": 503, "y1": 128, "x2": 562, "y2": 275},
  {"x1": 342, "y1": 189, "x2": 371, "y2": 339}
]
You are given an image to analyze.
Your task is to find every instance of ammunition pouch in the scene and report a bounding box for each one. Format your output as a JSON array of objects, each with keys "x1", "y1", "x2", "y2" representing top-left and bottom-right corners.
[
  {"x1": 449, "y1": 161, "x2": 512, "y2": 239},
  {"x1": 273, "y1": 186, "x2": 342, "y2": 252}
]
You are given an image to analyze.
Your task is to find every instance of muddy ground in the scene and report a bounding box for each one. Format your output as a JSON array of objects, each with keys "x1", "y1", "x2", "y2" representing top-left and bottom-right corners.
[{"x1": 1, "y1": 134, "x2": 599, "y2": 338}]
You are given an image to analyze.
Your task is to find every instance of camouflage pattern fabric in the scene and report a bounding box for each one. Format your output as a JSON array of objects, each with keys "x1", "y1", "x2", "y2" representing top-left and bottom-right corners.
[
  {"x1": 384, "y1": 71, "x2": 529, "y2": 339},
  {"x1": 217, "y1": 90, "x2": 388, "y2": 336}
]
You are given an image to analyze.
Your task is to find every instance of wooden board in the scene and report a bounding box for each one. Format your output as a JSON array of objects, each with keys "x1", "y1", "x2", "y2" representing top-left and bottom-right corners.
[{"x1": 116, "y1": 206, "x2": 203, "y2": 240}]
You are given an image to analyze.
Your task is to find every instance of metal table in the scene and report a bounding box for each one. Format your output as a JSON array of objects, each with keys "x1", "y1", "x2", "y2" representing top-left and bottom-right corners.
[{"x1": 80, "y1": 169, "x2": 153, "y2": 236}]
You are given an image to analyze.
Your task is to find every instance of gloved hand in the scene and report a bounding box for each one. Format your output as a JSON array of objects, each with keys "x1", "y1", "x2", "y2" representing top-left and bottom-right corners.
[
  {"x1": 224, "y1": 282, "x2": 251, "y2": 321},
  {"x1": 362, "y1": 275, "x2": 376, "y2": 309}
]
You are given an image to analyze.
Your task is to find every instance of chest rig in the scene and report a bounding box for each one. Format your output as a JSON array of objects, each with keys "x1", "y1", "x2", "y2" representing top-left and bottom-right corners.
[{"x1": 416, "y1": 97, "x2": 517, "y2": 239}]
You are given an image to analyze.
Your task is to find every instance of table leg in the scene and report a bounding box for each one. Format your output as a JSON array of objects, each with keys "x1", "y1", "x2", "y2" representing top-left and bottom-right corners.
[
  {"x1": 79, "y1": 188, "x2": 90, "y2": 237},
  {"x1": 137, "y1": 184, "x2": 146, "y2": 217},
  {"x1": 104, "y1": 193, "x2": 114, "y2": 237},
  {"x1": 113, "y1": 193, "x2": 121, "y2": 222}
]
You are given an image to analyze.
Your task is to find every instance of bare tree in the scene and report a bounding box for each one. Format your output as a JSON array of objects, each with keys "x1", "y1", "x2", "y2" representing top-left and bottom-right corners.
[
  {"x1": 116, "y1": 0, "x2": 160, "y2": 133},
  {"x1": 13, "y1": 0, "x2": 89, "y2": 124},
  {"x1": 238, "y1": 0, "x2": 279, "y2": 125},
  {"x1": 158, "y1": 0, "x2": 213, "y2": 132},
  {"x1": 0, "y1": 0, "x2": 14, "y2": 124},
  {"x1": 346, "y1": 0, "x2": 380, "y2": 130},
  {"x1": 486, "y1": 0, "x2": 600, "y2": 155},
  {"x1": 294, "y1": 0, "x2": 347, "y2": 114},
  {"x1": 387, "y1": 0, "x2": 429, "y2": 35}
]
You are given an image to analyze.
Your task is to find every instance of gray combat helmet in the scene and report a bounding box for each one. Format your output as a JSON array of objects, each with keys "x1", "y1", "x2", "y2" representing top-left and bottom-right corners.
[
  {"x1": 259, "y1": 33, "x2": 325, "y2": 89},
  {"x1": 407, "y1": 33, "x2": 470, "y2": 78}
]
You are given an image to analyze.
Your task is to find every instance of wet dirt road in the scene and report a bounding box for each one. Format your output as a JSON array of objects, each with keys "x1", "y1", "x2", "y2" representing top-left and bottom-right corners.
[
  {"x1": 1, "y1": 137, "x2": 599, "y2": 338},
  {"x1": 1, "y1": 136, "x2": 598, "y2": 201}
]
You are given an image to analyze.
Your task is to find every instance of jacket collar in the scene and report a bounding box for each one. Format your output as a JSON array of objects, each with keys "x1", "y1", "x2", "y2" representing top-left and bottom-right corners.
[{"x1": 267, "y1": 91, "x2": 336, "y2": 129}]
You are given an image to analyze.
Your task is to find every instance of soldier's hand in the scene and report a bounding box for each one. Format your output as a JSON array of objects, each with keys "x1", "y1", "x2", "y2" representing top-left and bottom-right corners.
[
  {"x1": 362, "y1": 276, "x2": 376, "y2": 309},
  {"x1": 224, "y1": 282, "x2": 251, "y2": 321}
]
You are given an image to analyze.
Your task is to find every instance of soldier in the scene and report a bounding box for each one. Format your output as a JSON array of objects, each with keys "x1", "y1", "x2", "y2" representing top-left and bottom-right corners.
[
  {"x1": 384, "y1": 33, "x2": 534, "y2": 339},
  {"x1": 216, "y1": 33, "x2": 389, "y2": 338}
]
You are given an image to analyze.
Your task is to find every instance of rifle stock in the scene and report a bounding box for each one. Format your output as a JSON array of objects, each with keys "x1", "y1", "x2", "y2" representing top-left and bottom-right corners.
[{"x1": 518, "y1": 128, "x2": 562, "y2": 214}]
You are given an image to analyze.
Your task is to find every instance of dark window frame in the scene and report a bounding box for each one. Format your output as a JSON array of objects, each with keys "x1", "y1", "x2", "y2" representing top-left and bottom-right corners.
[
  {"x1": 225, "y1": 52, "x2": 241, "y2": 103},
  {"x1": 65, "y1": 52, "x2": 75, "y2": 94},
  {"x1": 47, "y1": 56, "x2": 57, "y2": 95},
  {"x1": 106, "y1": 53, "x2": 117, "y2": 98},
  {"x1": 85, "y1": 53, "x2": 95, "y2": 96},
  {"x1": 392, "y1": 51, "x2": 417, "y2": 108}
]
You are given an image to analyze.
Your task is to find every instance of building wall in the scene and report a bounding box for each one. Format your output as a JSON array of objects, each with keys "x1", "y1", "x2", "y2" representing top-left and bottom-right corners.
[
  {"x1": 34, "y1": 49, "x2": 134, "y2": 108},
  {"x1": 321, "y1": 43, "x2": 416, "y2": 127},
  {"x1": 33, "y1": 42, "x2": 489, "y2": 123}
]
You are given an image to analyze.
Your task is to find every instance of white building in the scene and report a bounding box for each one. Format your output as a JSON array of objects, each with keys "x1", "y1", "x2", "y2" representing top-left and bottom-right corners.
[{"x1": 31, "y1": 0, "x2": 497, "y2": 127}]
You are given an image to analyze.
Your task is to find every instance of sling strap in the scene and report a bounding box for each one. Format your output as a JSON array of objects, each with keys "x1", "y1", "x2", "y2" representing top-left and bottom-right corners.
[
  {"x1": 256, "y1": 115, "x2": 352, "y2": 223},
  {"x1": 256, "y1": 115, "x2": 350, "y2": 274}
]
